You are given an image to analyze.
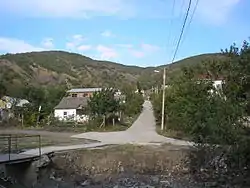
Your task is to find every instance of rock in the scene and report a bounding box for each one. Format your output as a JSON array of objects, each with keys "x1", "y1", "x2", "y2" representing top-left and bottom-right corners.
[
  {"x1": 36, "y1": 155, "x2": 51, "y2": 168},
  {"x1": 49, "y1": 171, "x2": 56, "y2": 180},
  {"x1": 151, "y1": 176, "x2": 159, "y2": 183},
  {"x1": 205, "y1": 181, "x2": 218, "y2": 187},
  {"x1": 160, "y1": 180, "x2": 171, "y2": 186},
  {"x1": 141, "y1": 185, "x2": 155, "y2": 188},
  {"x1": 55, "y1": 177, "x2": 62, "y2": 182},
  {"x1": 80, "y1": 179, "x2": 90, "y2": 186}
]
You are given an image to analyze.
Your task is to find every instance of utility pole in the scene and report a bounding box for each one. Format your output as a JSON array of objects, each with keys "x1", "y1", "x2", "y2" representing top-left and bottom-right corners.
[{"x1": 161, "y1": 67, "x2": 166, "y2": 131}]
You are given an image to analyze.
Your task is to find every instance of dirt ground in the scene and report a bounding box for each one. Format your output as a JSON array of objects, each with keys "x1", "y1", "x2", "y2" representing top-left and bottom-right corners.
[
  {"x1": 0, "y1": 129, "x2": 95, "y2": 152},
  {"x1": 35, "y1": 144, "x2": 196, "y2": 188},
  {"x1": 53, "y1": 144, "x2": 190, "y2": 175}
]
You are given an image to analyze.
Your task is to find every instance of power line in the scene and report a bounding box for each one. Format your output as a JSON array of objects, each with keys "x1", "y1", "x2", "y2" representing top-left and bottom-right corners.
[
  {"x1": 169, "y1": 0, "x2": 185, "y2": 62},
  {"x1": 160, "y1": 0, "x2": 194, "y2": 130},
  {"x1": 188, "y1": 0, "x2": 200, "y2": 29},
  {"x1": 171, "y1": 0, "x2": 192, "y2": 63},
  {"x1": 182, "y1": 0, "x2": 200, "y2": 44},
  {"x1": 166, "y1": 0, "x2": 176, "y2": 59}
]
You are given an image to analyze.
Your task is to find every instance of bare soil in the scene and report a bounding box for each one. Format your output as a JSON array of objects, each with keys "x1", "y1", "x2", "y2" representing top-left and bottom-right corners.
[
  {"x1": 35, "y1": 144, "x2": 199, "y2": 188},
  {"x1": 0, "y1": 129, "x2": 95, "y2": 152}
]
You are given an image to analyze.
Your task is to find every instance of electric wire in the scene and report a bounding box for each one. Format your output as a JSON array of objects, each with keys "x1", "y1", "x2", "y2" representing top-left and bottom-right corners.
[
  {"x1": 171, "y1": 0, "x2": 193, "y2": 64},
  {"x1": 166, "y1": 0, "x2": 176, "y2": 63},
  {"x1": 181, "y1": 0, "x2": 200, "y2": 45}
]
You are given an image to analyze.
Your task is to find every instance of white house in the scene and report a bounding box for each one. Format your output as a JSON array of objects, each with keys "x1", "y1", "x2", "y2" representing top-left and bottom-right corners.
[
  {"x1": 197, "y1": 74, "x2": 225, "y2": 96},
  {"x1": 54, "y1": 97, "x2": 89, "y2": 123}
]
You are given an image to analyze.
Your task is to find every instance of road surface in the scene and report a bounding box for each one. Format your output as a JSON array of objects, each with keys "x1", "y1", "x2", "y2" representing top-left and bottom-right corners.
[
  {"x1": 72, "y1": 101, "x2": 192, "y2": 146},
  {"x1": 21, "y1": 101, "x2": 192, "y2": 155}
]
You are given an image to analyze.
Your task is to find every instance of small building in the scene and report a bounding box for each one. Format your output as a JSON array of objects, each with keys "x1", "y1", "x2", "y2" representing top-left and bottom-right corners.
[
  {"x1": 0, "y1": 96, "x2": 30, "y2": 122},
  {"x1": 67, "y1": 88, "x2": 102, "y2": 98},
  {"x1": 54, "y1": 97, "x2": 89, "y2": 122},
  {"x1": 197, "y1": 74, "x2": 225, "y2": 95},
  {"x1": 0, "y1": 96, "x2": 29, "y2": 109}
]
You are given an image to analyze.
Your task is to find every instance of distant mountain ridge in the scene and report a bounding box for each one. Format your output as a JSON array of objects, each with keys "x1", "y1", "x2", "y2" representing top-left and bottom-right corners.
[{"x1": 0, "y1": 51, "x2": 225, "y2": 96}]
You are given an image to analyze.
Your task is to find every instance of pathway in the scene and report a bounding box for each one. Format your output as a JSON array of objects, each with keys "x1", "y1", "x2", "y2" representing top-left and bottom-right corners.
[
  {"x1": 72, "y1": 101, "x2": 193, "y2": 146},
  {"x1": 21, "y1": 101, "x2": 193, "y2": 155}
]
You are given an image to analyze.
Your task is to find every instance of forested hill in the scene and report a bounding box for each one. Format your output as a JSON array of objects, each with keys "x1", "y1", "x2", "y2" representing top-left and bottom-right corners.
[{"x1": 0, "y1": 51, "x2": 225, "y2": 96}]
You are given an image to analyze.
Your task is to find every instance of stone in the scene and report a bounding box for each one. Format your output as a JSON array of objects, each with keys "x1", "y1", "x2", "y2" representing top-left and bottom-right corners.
[
  {"x1": 80, "y1": 179, "x2": 91, "y2": 186},
  {"x1": 151, "y1": 176, "x2": 159, "y2": 183},
  {"x1": 36, "y1": 155, "x2": 51, "y2": 168}
]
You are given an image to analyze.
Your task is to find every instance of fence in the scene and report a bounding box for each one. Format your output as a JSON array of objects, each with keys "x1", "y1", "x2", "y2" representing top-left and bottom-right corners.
[{"x1": 0, "y1": 134, "x2": 41, "y2": 161}]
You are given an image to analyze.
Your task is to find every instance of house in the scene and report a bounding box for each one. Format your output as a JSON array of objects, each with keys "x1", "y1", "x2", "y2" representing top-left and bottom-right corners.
[
  {"x1": 197, "y1": 74, "x2": 225, "y2": 95},
  {"x1": 55, "y1": 87, "x2": 125, "y2": 122},
  {"x1": 0, "y1": 96, "x2": 30, "y2": 121},
  {"x1": 54, "y1": 97, "x2": 89, "y2": 122},
  {"x1": 67, "y1": 88, "x2": 102, "y2": 98}
]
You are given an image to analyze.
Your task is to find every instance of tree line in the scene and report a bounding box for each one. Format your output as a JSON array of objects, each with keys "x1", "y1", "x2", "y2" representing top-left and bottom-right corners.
[{"x1": 0, "y1": 83, "x2": 144, "y2": 128}]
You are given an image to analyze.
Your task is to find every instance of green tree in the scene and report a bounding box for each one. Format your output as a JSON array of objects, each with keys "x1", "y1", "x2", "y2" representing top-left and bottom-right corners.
[
  {"x1": 136, "y1": 81, "x2": 142, "y2": 94},
  {"x1": 0, "y1": 81, "x2": 6, "y2": 98},
  {"x1": 120, "y1": 84, "x2": 144, "y2": 117},
  {"x1": 87, "y1": 88, "x2": 120, "y2": 127},
  {"x1": 151, "y1": 40, "x2": 250, "y2": 185}
]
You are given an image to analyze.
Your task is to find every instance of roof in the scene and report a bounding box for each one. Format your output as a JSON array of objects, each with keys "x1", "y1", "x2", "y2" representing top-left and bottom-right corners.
[
  {"x1": 197, "y1": 74, "x2": 224, "y2": 81},
  {"x1": 67, "y1": 88, "x2": 102, "y2": 93},
  {"x1": 54, "y1": 97, "x2": 89, "y2": 109}
]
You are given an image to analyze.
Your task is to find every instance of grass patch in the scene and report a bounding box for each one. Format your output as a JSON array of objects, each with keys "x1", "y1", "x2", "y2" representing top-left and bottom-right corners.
[
  {"x1": 26, "y1": 114, "x2": 140, "y2": 133},
  {"x1": 156, "y1": 126, "x2": 192, "y2": 141}
]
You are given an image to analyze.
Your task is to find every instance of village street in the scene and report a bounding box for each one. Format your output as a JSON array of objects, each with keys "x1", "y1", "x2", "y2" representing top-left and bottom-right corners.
[
  {"x1": 72, "y1": 100, "x2": 192, "y2": 146},
  {"x1": 21, "y1": 101, "x2": 192, "y2": 155},
  {"x1": 1, "y1": 100, "x2": 192, "y2": 156}
]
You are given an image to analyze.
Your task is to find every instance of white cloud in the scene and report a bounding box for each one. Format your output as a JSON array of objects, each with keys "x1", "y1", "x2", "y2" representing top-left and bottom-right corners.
[
  {"x1": 130, "y1": 50, "x2": 144, "y2": 58},
  {"x1": 141, "y1": 43, "x2": 160, "y2": 52},
  {"x1": 41, "y1": 38, "x2": 54, "y2": 49},
  {"x1": 66, "y1": 34, "x2": 86, "y2": 50},
  {"x1": 0, "y1": 0, "x2": 135, "y2": 18},
  {"x1": 77, "y1": 45, "x2": 92, "y2": 51},
  {"x1": 0, "y1": 37, "x2": 44, "y2": 53},
  {"x1": 101, "y1": 30, "x2": 114, "y2": 37},
  {"x1": 0, "y1": 0, "x2": 241, "y2": 23},
  {"x1": 129, "y1": 43, "x2": 160, "y2": 58},
  {"x1": 72, "y1": 34, "x2": 85, "y2": 42},
  {"x1": 96, "y1": 45, "x2": 118, "y2": 59},
  {"x1": 116, "y1": 44, "x2": 133, "y2": 48}
]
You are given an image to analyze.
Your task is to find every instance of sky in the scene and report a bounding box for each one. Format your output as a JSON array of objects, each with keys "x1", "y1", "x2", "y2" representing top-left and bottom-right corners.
[{"x1": 0, "y1": 0, "x2": 249, "y2": 67}]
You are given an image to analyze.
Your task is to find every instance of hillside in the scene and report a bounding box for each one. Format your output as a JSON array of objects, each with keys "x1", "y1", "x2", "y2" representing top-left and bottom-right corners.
[
  {"x1": 138, "y1": 53, "x2": 227, "y2": 88},
  {"x1": 0, "y1": 51, "x2": 225, "y2": 96}
]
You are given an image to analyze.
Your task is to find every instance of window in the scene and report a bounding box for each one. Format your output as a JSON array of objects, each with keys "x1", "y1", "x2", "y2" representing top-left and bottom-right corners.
[
  {"x1": 83, "y1": 93, "x2": 88, "y2": 97},
  {"x1": 63, "y1": 112, "x2": 67, "y2": 116},
  {"x1": 72, "y1": 93, "x2": 77, "y2": 97}
]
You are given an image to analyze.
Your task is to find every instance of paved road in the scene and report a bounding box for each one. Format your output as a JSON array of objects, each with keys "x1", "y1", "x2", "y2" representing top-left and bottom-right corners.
[
  {"x1": 72, "y1": 101, "x2": 192, "y2": 146},
  {"x1": 21, "y1": 101, "x2": 192, "y2": 156}
]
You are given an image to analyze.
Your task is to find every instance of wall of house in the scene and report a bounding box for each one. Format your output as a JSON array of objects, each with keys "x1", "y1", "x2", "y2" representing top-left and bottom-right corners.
[
  {"x1": 209, "y1": 80, "x2": 224, "y2": 95},
  {"x1": 213, "y1": 80, "x2": 223, "y2": 90},
  {"x1": 54, "y1": 109, "x2": 89, "y2": 122},
  {"x1": 54, "y1": 109, "x2": 76, "y2": 120}
]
